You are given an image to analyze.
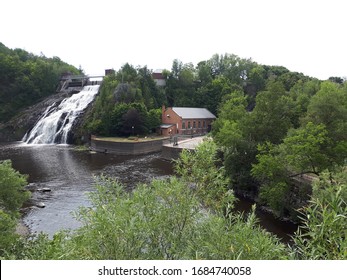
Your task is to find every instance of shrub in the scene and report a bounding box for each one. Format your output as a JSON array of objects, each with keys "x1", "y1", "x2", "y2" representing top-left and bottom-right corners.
[{"x1": 292, "y1": 170, "x2": 347, "y2": 259}]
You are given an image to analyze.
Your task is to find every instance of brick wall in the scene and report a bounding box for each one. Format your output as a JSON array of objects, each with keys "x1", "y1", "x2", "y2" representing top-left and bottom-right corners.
[
  {"x1": 162, "y1": 106, "x2": 181, "y2": 134},
  {"x1": 161, "y1": 105, "x2": 214, "y2": 135}
]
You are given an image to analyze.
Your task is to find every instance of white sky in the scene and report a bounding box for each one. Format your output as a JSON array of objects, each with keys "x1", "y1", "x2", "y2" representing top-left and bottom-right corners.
[{"x1": 1, "y1": 0, "x2": 346, "y2": 80}]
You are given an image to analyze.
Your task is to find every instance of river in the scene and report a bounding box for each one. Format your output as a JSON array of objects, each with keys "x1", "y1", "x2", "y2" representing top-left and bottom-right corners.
[{"x1": 0, "y1": 142, "x2": 296, "y2": 242}]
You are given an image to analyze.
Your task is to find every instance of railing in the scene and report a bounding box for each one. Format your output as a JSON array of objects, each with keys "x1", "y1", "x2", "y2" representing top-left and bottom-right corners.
[{"x1": 60, "y1": 75, "x2": 104, "y2": 80}]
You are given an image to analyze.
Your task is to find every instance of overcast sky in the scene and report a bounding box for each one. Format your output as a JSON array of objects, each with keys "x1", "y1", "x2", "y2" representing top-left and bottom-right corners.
[{"x1": 1, "y1": 0, "x2": 346, "y2": 80}]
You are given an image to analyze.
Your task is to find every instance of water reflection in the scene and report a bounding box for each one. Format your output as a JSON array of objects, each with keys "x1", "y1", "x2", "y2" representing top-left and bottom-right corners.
[
  {"x1": 0, "y1": 142, "x2": 173, "y2": 237},
  {"x1": 234, "y1": 197, "x2": 297, "y2": 243},
  {"x1": 1, "y1": 142, "x2": 296, "y2": 241}
]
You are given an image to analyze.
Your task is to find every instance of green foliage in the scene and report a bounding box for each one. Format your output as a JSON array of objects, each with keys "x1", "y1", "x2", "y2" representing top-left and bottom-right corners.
[
  {"x1": 251, "y1": 81, "x2": 295, "y2": 144},
  {"x1": 84, "y1": 74, "x2": 118, "y2": 135},
  {"x1": 175, "y1": 139, "x2": 234, "y2": 212},
  {"x1": 7, "y1": 139, "x2": 290, "y2": 260},
  {"x1": 186, "y1": 206, "x2": 289, "y2": 260},
  {"x1": 214, "y1": 76, "x2": 346, "y2": 220},
  {"x1": 212, "y1": 90, "x2": 248, "y2": 143},
  {"x1": 251, "y1": 142, "x2": 290, "y2": 216},
  {"x1": 13, "y1": 231, "x2": 71, "y2": 260},
  {"x1": 0, "y1": 210, "x2": 20, "y2": 257},
  {"x1": 0, "y1": 43, "x2": 79, "y2": 122},
  {"x1": 252, "y1": 122, "x2": 332, "y2": 216},
  {"x1": 195, "y1": 76, "x2": 236, "y2": 116},
  {"x1": 212, "y1": 90, "x2": 258, "y2": 190},
  {"x1": 16, "y1": 176, "x2": 288, "y2": 260},
  {"x1": 147, "y1": 108, "x2": 162, "y2": 132},
  {"x1": 282, "y1": 122, "x2": 330, "y2": 174},
  {"x1": 0, "y1": 160, "x2": 29, "y2": 257},
  {"x1": 72, "y1": 177, "x2": 203, "y2": 259},
  {"x1": 253, "y1": 122, "x2": 330, "y2": 179},
  {"x1": 289, "y1": 79, "x2": 321, "y2": 127},
  {"x1": 119, "y1": 103, "x2": 148, "y2": 135},
  {"x1": 84, "y1": 64, "x2": 165, "y2": 136},
  {"x1": 292, "y1": 170, "x2": 347, "y2": 259},
  {"x1": 305, "y1": 81, "x2": 347, "y2": 136},
  {"x1": 165, "y1": 54, "x2": 259, "y2": 115},
  {"x1": 0, "y1": 160, "x2": 30, "y2": 216},
  {"x1": 303, "y1": 81, "x2": 347, "y2": 167}
]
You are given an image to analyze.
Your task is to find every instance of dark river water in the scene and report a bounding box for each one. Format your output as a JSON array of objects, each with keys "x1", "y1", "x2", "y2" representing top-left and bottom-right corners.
[{"x1": 0, "y1": 142, "x2": 297, "y2": 242}]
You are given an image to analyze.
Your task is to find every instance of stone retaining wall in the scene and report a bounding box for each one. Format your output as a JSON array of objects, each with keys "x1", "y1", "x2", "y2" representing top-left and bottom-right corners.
[
  {"x1": 161, "y1": 145, "x2": 187, "y2": 160},
  {"x1": 91, "y1": 138, "x2": 164, "y2": 155}
]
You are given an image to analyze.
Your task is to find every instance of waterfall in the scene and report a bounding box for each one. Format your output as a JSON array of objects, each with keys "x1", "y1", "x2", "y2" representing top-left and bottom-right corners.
[{"x1": 23, "y1": 85, "x2": 99, "y2": 144}]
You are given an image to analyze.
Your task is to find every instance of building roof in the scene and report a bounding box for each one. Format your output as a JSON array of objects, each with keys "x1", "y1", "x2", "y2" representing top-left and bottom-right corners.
[
  {"x1": 172, "y1": 107, "x2": 216, "y2": 119},
  {"x1": 160, "y1": 124, "x2": 175, "y2": 129}
]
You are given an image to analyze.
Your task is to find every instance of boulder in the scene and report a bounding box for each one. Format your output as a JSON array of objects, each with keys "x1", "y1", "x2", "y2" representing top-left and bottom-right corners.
[{"x1": 36, "y1": 202, "x2": 46, "y2": 208}]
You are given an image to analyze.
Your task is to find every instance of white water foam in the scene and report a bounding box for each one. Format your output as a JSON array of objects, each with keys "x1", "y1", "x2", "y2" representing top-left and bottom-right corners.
[{"x1": 23, "y1": 85, "x2": 99, "y2": 144}]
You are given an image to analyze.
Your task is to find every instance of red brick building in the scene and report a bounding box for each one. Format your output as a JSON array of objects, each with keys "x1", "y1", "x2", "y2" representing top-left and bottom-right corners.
[{"x1": 159, "y1": 105, "x2": 216, "y2": 136}]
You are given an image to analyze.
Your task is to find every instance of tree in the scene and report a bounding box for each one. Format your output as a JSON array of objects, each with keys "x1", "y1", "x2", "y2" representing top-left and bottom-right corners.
[
  {"x1": 147, "y1": 108, "x2": 161, "y2": 133},
  {"x1": 304, "y1": 81, "x2": 347, "y2": 137},
  {"x1": 0, "y1": 160, "x2": 30, "y2": 216},
  {"x1": 165, "y1": 61, "x2": 196, "y2": 107},
  {"x1": 175, "y1": 139, "x2": 234, "y2": 212},
  {"x1": 212, "y1": 90, "x2": 258, "y2": 191},
  {"x1": 248, "y1": 65, "x2": 266, "y2": 92},
  {"x1": 250, "y1": 81, "x2": 295, "y2": 144},
  {"x1": 195, "y1": 76, "x2": 235, "y2": 115},
  {"x1": 196, "y1": 60, "x2": 213, "y2": 86},
  {"x1": 0, "y1": 160, "x2": 30, "y2": 257},
  {"x1": 280, "y1": 123, "x2": 330, "y2": 175},
  {"x1": 328, "y1": 76, "x2": 344, "y2": 84},
  {"x1": 111, "y1": 103, "x2": 149, "y2": 136},
  {"x1": 0, "y1": 43, "x2": 79, "y2": 122},
  {"x1": 0, "y1": 210, "x2": 19, "y2": 257},
  {"x1": 303, "y1": 81, "x2": 347, "y2": 168},
  {"x1": 85, "y1": 74, "x2": 118, "y2": 135},
  {"x1": 289, "y1": 79, "x2": 321, "y2": 127},
  {"x1": 110, "y1": 103, "x2": 131, "y2": 135},
  {"x1": 252, "y1": 123, "x2": 327, "y2": 214},
  {"x1": 251, "y1": 121, "x2": 342, "y2": 217}
]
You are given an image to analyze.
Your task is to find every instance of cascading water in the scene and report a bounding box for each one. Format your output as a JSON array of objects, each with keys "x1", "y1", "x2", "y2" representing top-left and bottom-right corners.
[{"x1": 23, "y1": 85, "x2": 99, "y2": 144}]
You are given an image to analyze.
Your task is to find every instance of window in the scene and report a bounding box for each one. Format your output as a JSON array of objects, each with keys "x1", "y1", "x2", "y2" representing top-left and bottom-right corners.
[
  {"x1": 198, "y1": 121, "x2": 201, "y2": 128},
  {"x1": 193, "y1": 121, "x2": 196, "y2": 128},
  {"x1": 188, "y1": 121, "x2": 191, "y2": 129},
  {"x1": 203, "y1": 121, "x2": 206, "y2": 128},
  {"x1": 182, "y1": 122, "x2": 186, "y2": 129}
]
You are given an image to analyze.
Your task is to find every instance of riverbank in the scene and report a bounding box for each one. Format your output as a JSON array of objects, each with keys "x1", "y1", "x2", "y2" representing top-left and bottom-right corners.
[{"x1": 16, "y1": 221, "x2": 30, "y2": 236}]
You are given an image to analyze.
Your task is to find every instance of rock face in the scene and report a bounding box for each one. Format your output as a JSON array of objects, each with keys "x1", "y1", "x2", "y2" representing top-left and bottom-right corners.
[
  {"x1": 0, "y1": 90, "x2": 97, "y2": 144},
  {"x1": 68, "y1": 100, "x2": 95, "y2": 145},
  {"x1": 0, "y1": 92, "x2": 69, "y2": 142}
]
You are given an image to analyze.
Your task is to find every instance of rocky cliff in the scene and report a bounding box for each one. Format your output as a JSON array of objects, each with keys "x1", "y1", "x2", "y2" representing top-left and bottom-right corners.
[
  {"x1": 0, "y1": 91, "x2": 93, "y2": 144},
  {"x1": 0, "y1": 93, "x2": 65, "y2": 142}
]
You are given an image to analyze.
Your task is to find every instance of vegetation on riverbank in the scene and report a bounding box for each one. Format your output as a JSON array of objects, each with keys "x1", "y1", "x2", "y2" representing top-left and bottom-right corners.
[
  {"x1": 0, "y1": 160, "x2": 30, "y2": 256},
  {"x1": 1, "y1": 43, "x2": 346, "y2": 259},
  {"x1": 1, "y1": 141, "x2": 345, "y2": 260},
  {"x1": 81, "y1": 54, "x2": 346, "y2": 223}
]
